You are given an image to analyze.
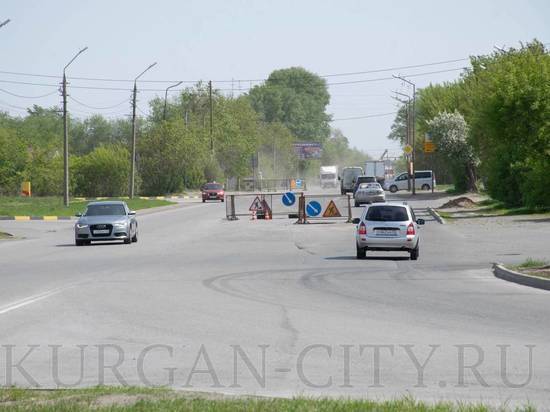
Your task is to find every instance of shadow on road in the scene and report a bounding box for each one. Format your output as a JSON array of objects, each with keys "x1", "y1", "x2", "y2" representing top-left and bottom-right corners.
[{"x1": 325, "y1": 255, "x2": 410, "y2": 261}]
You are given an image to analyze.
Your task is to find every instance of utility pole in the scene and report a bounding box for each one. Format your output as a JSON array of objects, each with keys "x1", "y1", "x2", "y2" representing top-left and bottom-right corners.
[
  {"x1": 394, "y1": 75, "x2": 416, "y2": 195},
  {"x1": 62, "y1": 46, "x2": 88, "y2": 207},
  {"x1": 209, "y1": 80, "x2": 213, "y2": 153},
  {"x1": 163, "y1": 80, "x2": 183, "y2": 120},
  {"x1": 129, "y1": 62, "x2": 157, "y2": 198},
  {"x1": 392, "y1": 90, "x2": 412, "y2": 191}
]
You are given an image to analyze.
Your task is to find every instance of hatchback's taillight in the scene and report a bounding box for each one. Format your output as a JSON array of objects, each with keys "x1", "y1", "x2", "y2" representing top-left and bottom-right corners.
[
  {"x1": 407, "y1": 223, "x2": 415, "y2": 235},
  {"x1": 358, "y1": 223, "x2": 367, "y2": 235}
]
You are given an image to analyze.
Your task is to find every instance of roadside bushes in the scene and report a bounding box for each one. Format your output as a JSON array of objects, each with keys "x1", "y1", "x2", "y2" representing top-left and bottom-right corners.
[
  {"x1": 0, "y1": 128, "x2": 27, "y2": 195},
  {"x1": 72, "y1": 145, "x2": 130, "y2": 197}
]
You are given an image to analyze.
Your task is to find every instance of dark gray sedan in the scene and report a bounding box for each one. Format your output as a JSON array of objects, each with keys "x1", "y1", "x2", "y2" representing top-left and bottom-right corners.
[{"x1": 74, "y1": 201, "x2": 138, "y2": 246}]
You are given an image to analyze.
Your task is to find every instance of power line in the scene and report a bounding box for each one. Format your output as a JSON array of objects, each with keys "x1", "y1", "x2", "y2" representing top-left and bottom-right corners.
[
  {"x1": 331, "y1": 111, "x2": 398, "y2": 121},
  {"x1": 68, "y1": 95, "x2": 130, "y2": 110},
  {"x1": 0, "y1": 57, "x2": 471, "y2": 84},
  {"x1": 0, "y1": 88, "x2": 58, "y2": 99}
]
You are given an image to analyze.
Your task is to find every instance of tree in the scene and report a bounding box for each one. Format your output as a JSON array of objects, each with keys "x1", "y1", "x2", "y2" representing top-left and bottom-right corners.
[
  {"x1": 249, "y1": 67, "x2": 331, "y2": 141},
  {"x1": 427, "y1": 111, "x2": 478, "y2": 192},
  {"x1": 0, "y1": 127, "x2": 27, "y2": 195},
  {"x1": 73, "y1": 145, "x2": 130, "y2": 197}
]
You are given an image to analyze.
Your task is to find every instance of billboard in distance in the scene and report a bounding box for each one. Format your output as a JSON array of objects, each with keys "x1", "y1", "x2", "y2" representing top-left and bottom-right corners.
[{"x1": 293, "y1": 142, "x2": 322, "y2": 159}]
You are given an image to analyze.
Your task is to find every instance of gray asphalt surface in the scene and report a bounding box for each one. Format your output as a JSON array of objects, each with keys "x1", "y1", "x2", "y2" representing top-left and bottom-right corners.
[{"x1": 0, "y1": 193, "x2": 549, "y2": 409}]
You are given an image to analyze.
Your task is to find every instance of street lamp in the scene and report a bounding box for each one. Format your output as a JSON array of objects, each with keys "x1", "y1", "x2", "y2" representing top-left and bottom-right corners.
[
  {"x1": 0, "y1": 19, "x2": 11, "y2": 29},
  {"x1": 393, "y1": 75, "x2": 416, "y2": 195},
  {"x1": 391, "y1": 90, "x2": 412, "y2": 192},
  {"x1": 129, "y1": 62, "x2": 157, "y2": 198},
  {"x1": 62, "y1": 46, "x2": 88, "y2": 207},
  {"x1": 163, "y1": 81, "x2": 183, "y2": 120}
]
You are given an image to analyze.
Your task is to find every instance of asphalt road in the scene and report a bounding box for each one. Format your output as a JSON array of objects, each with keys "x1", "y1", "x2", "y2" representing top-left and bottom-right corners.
[{"x1": 0, "y1": 193, "x2": 549, "y2": 409}]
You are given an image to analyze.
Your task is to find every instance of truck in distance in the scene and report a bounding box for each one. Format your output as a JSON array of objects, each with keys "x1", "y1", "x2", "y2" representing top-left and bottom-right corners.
[
  {"x1": 319, "y1": 165, "x2": 339, "y2": 189},
  {"x1": 340, "y1": 166, "x2": 363, "y2": 194}
]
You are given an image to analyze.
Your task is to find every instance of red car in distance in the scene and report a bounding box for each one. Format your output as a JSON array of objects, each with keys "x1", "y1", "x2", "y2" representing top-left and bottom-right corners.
[{"x1": 201, "y1": 182, "x2": 225, "y2": 202}]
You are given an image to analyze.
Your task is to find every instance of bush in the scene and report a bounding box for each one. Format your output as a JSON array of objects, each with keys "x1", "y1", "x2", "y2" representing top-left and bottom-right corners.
[
  {"x1": 0, "y1": 128, "x2": 27, "y2": 195},
  {"x1": 73, "y1": 145, "x2": 130, "y2": 197}
]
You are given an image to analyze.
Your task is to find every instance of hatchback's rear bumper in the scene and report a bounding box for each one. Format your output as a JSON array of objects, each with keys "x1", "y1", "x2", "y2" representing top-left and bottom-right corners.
[{"x1": 357, "y1": 235, "x2": 417, "y2": 251}]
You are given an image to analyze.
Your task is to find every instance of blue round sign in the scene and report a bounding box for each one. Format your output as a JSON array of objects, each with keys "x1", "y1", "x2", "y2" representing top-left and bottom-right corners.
[
  {"x1": 306, "y1": 200, "x2": 322, "y2": 217},
  {"x1": 282, "y1": 192, "x2": 296, "y2": 207}
]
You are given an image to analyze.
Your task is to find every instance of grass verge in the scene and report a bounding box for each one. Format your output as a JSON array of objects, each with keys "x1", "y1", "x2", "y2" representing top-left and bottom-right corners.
[
  {"x1": 0, "y1": 231, "x2": 13, "y2": 239},
  {"x1": 0, "y1": 387, "x2": 537, "y2": 411},
  {"x1": 438, "y1": 198, "x2": 550, "y2": 219},
  {"x1": 0, "y1": 197, "x2": 175, "y2": 217},
  {"x1": 509, "y1": 258, "x2": 550, "y2": 280}
]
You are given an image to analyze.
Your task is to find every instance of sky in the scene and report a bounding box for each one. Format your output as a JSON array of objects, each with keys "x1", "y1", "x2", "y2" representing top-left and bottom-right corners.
[{"x1": 1, "y1": 0, "x2": 549, "y2": 158}]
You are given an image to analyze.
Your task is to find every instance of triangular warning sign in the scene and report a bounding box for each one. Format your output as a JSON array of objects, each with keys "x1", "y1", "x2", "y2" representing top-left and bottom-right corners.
[
  {"x1": 323, "y1": 200, "x2": 341, "y2": 217},
  {"x1": 249, "y1": 196, "x2": 263, "y2": 212}
]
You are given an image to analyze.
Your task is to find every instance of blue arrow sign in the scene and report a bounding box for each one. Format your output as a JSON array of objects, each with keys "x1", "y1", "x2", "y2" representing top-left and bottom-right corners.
[
  {"x1": 282, "y1": 192, "x2": 296, "y2": 207},
  {"x1": 306, "y1": 200, "x2": 322, "y2": 217}
]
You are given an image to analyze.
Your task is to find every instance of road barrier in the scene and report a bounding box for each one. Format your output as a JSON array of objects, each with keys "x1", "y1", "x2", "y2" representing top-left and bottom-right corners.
[
  {"x1": 225, "y1": 192, "x2": 302, "y2": 220},
  {"x1": 225, "y1": 192, "x2": 353, "y2": 224},
  {"x1": 296, "y1": 194, "x2": 353, "y2": 224}
]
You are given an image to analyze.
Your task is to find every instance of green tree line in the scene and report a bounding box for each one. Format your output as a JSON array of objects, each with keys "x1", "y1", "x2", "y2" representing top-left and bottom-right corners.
[
  {"x1": 0, "y1": 67, "x2": 370, "y2": 197},
  {"x1": 389, "y1": 40, "x2": 550, "y2": 207}
]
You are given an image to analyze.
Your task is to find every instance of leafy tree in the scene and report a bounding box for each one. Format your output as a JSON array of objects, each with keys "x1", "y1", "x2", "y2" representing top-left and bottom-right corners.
[
  {"x1": 427, "y1": 111, "x2": 478, "y2": 192},
  {"x1": 249, "y1": 67, "x2": 331, "y2": 141},
  {"x1": 73, "y1": 145, "x2": 130, "y2": 197},
  {"x1": 0, "y1": 127, "x2": 27, "y2": 195}
]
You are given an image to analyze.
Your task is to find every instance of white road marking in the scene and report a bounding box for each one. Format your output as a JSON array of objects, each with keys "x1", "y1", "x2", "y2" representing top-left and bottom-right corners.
[{"x1": 0, "y1": 285, "x2": 74, "y2": 315}]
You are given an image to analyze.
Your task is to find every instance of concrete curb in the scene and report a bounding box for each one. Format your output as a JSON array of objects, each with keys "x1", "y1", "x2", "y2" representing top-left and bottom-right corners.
[
  {"x1": 493, "y1": 263, "x2": 550, "y2": 291},
  {"x1": 73, "y1": 195, "x2": 200, "y2": 201},
  {"x1": 0, "y1": 216, "x2": 73, "y2": 221},
  {"x1": 427, "y1": 207, "x2": 446, "y2": 224}
]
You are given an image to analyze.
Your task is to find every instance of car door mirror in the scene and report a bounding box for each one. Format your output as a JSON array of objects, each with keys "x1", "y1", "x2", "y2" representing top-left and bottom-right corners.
[
  {"x1": 75, "y1": 212, "x2": 82, "y2": 217},
  {"x1": 416, "y1": 218, "x2": 425, "y2": 225},
  {"x1": 352, "y1": 218, "x2": 360, "y2": 224},
  {"x1": 128, "y1": 211, "x2": 136, "y2": 216}
]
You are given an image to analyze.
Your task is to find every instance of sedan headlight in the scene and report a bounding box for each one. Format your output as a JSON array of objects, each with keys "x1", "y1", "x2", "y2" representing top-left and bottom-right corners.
[
  {"x1": 113, "y1": 222, "x2": 127, "y2": 228},
  {"x1": 76, "y1": 223, "x2": 88, "y2": 229}
]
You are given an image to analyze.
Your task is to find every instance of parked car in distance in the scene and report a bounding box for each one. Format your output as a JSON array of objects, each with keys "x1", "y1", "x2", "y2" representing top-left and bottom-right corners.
[
  {"x1": 201, "y1": 182, "x2": 225, "y2": 202},
  {"x1": 340, "y1": 166, "x2": 363, "y2": 195},
  {"x1": 353, "y1": 175, "x2": 377, "y2": 195},
  {"x1": 383, "y1": 170, "x2": 436, "y2": 193},
  {"x1": 74, "y1": 201, "x2": 138, "y2": 246},
  {"x1": 354, "y1": 182, "x2": 385, "y2": 207},
  {"x1": 353, "y1": 203, "x2": 424, "y2": 260}
]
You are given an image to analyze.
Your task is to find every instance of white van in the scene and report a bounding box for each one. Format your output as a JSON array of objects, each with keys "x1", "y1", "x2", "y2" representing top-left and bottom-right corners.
[{"x1": 384, "y1": 170, "x2": 436, "y2": 193}]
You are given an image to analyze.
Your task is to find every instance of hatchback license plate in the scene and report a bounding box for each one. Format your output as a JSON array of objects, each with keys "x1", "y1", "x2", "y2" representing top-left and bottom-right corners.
[
  {"x1": 93, "y1": 229, "x2": 109, "y2": 235},
  {"x1": 376, "y1": 229, "x2": 397, "y2": 236}
]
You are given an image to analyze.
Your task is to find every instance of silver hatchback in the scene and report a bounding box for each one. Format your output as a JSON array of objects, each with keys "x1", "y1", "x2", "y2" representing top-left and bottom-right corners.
[
  {"x1": 353, "y1": 203, "x2": 424, "y2": 260},
  {"x1": 74, "y1": 201, "x2": 138, "y2": 246}
]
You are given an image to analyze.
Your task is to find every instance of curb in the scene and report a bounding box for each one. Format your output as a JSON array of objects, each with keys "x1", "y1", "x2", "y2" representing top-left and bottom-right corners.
[
  {"x1": 72, "y1": 196, "x2": 200, "y2": 201},
  {"x1": 493, "y1": 263, "x2": 550, "y2": 291},
  {"x1": 427, "y1": 207, "x2": 446, "y2": 224},
  {"x1": 0, "y1": 216, "x2": 73, "y2": 221}
]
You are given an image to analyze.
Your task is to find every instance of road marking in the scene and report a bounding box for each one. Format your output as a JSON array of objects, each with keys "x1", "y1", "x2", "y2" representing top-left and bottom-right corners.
[{"x1": 0, "y1": 285, "x2": 74, "y2": 315}]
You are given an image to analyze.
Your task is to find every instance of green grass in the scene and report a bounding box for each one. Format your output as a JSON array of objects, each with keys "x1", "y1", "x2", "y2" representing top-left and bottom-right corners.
[
  {"x1": 517, "y1": 258, "x2": 549, "y2": 269},
  {"x1": 0, "y1": 197, "x2": 175, "y2": 217},
  {"x1": 0, "y1": 387, "x2": 537, "y2": 411},
  {"x1": 439, "y1": 198, "x2": 550, "y2": 219},
  {"x1": 0, "y1": 231, "x2": 12, "y2": 239}
]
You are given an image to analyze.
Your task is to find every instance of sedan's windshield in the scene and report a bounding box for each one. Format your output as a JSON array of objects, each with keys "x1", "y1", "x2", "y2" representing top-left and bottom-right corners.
[
  {"x1": 366, "y1": 206, "x2": 408, "y2": 221},
  {"x1": 85, "y1": 204, "x2": 126, "y2": 216},
  {"x1": 204, "y1": 183, "x2": 223, "y2": 190}
]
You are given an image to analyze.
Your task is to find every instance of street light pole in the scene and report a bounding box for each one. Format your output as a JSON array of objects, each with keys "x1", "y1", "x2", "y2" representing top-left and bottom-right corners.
[
  {"x1": 130, "y1": 62, "x2": 157, "y2": 198},
  {"x1": 393, "y1": 75, "x2": 416, "y2": 195},
  {"x1": 62, "y1": 46, "x2": 88, "y2": 207},
  {"x1": 0, "y1": 19, "x2": 11, "y2": 29},
  {"x1": 163, "y1": 81, "x2": 183, "y2": 120},
  {"x1": 392, "y1": 91, "x2": 412, "y2": 191}
]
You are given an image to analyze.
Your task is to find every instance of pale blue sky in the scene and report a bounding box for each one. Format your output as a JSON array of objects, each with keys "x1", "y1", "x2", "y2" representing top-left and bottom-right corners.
[{"x1": 1, "y1": 0, "x2": 549, "y2": 156}]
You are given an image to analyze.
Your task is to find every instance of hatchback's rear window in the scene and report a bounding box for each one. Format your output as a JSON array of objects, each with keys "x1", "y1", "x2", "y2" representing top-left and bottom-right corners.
[{"x1": 366, "y1": 206, "x2": 408, "y2": 222}]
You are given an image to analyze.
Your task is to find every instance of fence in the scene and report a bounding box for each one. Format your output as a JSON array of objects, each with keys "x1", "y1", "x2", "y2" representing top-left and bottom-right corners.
[{"x1": 225, "y1": 192, "x2": 352, "y2": 223}]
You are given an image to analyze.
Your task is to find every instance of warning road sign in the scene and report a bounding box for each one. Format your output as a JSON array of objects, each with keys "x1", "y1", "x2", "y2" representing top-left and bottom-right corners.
[
  {"x1": 249, "y1": 196, "x2": 268, "y2": 212},
  {"x1": 323, "y1": 200, "x2": 342, "y2": 217}
]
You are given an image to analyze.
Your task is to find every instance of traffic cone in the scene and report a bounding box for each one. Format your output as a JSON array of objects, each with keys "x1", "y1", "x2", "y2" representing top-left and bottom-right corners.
[
  {"x1": 251, "y1": 210, "x2": 257, "y2": 220},
  {"x1": 265, "y1": 210, "x2": 271, "y2": 220}
]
